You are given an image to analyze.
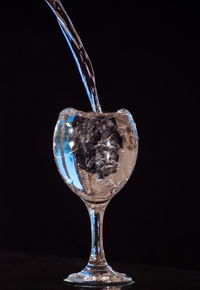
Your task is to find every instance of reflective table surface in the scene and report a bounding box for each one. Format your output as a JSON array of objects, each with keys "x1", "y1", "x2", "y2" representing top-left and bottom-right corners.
[{"x1": 0, "y1": 252, "x2": 199, "y2": 289}]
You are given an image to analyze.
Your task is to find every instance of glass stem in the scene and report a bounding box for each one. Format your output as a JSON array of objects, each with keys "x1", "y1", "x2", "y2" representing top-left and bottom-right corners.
[{"x1": 84, "y1": 200, "x2": 109, "y2": 268}]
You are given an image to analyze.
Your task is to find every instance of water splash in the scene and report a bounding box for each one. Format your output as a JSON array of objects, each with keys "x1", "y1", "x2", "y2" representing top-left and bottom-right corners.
[{"x1": 44, "y1": 0, "x2": 102, "y2": 113}]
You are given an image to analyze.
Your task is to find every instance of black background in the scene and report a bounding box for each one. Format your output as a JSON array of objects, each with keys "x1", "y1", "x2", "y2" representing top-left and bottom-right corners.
[{"x1": 0, "y1": 0, "x2": 200, "y2": 271}]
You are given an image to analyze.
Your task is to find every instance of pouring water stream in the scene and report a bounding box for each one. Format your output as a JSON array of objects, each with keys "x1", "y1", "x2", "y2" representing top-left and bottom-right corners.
[{"x1": 44, "y1": 0, "x2": 102, "y2": 113}]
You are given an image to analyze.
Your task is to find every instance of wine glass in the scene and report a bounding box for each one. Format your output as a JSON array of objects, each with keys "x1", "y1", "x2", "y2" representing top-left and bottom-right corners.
[{"x1": 53, "y1": 107, "x2": 138, "y2": 286}]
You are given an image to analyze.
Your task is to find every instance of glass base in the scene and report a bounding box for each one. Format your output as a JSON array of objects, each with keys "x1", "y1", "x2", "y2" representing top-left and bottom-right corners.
[{"x1": 64, "y1": 264, "x2": 134, "y2": 286}]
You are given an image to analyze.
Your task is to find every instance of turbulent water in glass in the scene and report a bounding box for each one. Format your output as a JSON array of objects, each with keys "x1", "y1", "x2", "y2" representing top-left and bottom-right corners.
[{"x1": 53, "y1": 108, "x2": 138, "y2": 202}]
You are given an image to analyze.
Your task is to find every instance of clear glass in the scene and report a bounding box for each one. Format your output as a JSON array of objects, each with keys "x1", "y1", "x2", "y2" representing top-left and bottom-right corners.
[{"x1": 53, "y1": 108, "x2": 138, "y2": 286}]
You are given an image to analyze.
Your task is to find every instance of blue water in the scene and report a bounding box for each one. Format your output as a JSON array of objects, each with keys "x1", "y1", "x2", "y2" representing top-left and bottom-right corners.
[{"x1": 53, "y1": 115, "x2": 83, "y2": 191}]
